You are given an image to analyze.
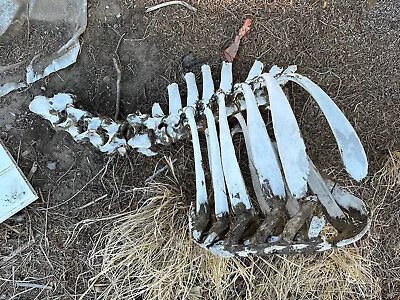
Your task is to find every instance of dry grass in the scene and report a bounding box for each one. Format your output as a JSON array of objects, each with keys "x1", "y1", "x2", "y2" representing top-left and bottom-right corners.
[
  {"x1": 376, "y1": 151, "x2": 400, "y2": 190},
  {"x1": 84, "y1": 182, "x2": 381, "y2": 300},
  {"x1": 369, "y1": 151, "x2": 400, "y2": 299}
]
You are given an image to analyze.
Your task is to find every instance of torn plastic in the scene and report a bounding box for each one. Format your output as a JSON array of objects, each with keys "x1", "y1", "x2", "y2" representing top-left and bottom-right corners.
[{"x1": 0, "y1": 0, "x2": 87, "y2": 97}]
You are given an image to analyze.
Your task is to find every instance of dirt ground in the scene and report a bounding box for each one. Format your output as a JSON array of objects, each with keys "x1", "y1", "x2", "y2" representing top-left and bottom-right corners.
[{"x1": 0, "y1": 0, "x2": 399, "y2": 299}]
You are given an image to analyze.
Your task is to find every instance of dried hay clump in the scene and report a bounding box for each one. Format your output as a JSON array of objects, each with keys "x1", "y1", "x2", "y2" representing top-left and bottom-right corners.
[
  {"x1": 376, "y1": 150, "x2": 400, "y2": 189},
  {"x1": 86, "y1": 183, "x2": 381, "y2": 300}
]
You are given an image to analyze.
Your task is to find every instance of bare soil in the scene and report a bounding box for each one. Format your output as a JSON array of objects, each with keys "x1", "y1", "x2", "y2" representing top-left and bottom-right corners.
[{"x1": 0, "y1": 0, "x2": 399, "y2": 299}]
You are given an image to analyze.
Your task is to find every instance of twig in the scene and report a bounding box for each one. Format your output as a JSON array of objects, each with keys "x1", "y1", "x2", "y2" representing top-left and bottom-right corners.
[
  {"x1": 146, "y1": 1, "x2": 197, "y2": 13},
  {"x1": 26, "y1": 0, "x2": 30, "y2": 41},
  {"x1": 76, "y1": 194, "x2": 108, "y2": 210},
  {"x1": 145, "y1": 158, "x2": 177, "y2": 183},
  {"x1": 0, "y1": 61, "x2": 26, "y2": 73},
  {"x1": 16, "y1": 140, "x2": 22, "y2": 164},
  {"x1": 15, "y1": 282, "x2": 52, "y2": 290},
  {"x1": 114, "y1": 33, "x2": 126, "y2": 57},
  {"x1": 113, "y1": 57, "x2": 122, "y2": 120},
  {"x1": 1, "y1": 223, "x2": 20, "y2": 235},
  {"x1": 27, "y1": 162, "x2": 38, "y2": 181}
]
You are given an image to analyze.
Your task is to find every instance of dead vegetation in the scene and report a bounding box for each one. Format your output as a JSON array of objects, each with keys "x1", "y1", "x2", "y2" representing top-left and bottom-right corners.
[
  {"x1": 369, "y1": 150, "x2": 400, "y2": 299},
  {"x1": 83, "y1": 182, "x2": 380, "y2": 300}
]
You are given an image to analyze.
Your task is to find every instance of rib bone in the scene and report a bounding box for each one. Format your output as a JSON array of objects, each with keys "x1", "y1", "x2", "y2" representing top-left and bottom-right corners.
[{"x1": 184, "y1": 73, "x2": 209, "y2": 241}]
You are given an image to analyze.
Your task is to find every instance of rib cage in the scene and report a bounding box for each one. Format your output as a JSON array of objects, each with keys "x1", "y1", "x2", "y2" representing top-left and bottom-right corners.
[{"x1": 29, "y1": 60, "x2": 370, "y2": 257}]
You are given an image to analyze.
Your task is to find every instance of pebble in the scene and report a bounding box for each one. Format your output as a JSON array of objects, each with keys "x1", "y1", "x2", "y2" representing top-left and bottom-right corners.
[
  {"x1": 103, "y1": 76, "x2": 111, "y2": 83},
  {"x1": 21, "y1": 150, "x2": 30, "y2": 158},
  {"x1": 46, "y1": 161, "x2": 57, "y2": 170}
]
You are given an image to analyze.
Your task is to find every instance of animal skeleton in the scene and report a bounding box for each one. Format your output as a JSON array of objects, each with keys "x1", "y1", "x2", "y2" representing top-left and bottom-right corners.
[{"x1": 29, "y1": 60, "x2": 370, "y2": 257}]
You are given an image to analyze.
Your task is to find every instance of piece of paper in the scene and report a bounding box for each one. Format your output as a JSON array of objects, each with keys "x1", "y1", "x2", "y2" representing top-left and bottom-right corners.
[{"x1": 0, "y1": 140, "x2": 37, "y2": 223}]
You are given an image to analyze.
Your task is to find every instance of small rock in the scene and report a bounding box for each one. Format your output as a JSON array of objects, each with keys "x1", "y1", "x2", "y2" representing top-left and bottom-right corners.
[
  {"x1": 21, "y1": 150, "x2": 30, "y2": 158},
  {"x1": 116, "y1": 13, "x2": 121, "y2": 18},
  {"x1": 46, "y1": 161, "x2": 57, "y2": 170},
  {"x1": 103, "y1": 76, "x2": 111, "y2": 83}
]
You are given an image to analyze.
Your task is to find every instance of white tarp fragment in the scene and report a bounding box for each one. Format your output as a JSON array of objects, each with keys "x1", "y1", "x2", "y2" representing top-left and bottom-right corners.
[
  {"x1": 0, "y1": 139, "x2": 37, "y2": 223},
  {"x1": 0, "y1": 0, "x2": 87, "y2": 97}
]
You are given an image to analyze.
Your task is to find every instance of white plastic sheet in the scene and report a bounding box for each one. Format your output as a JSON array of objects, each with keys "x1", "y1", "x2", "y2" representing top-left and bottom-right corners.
[
  {"x1": 0, "y1": 0, "x2": 87, "y2": 97},
  {"x1": 0, "y1": 140, "x2": 37, "y2": 223}
]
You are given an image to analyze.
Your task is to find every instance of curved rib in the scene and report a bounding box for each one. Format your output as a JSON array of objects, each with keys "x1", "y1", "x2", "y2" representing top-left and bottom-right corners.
[
  {"x1": 307, "y1": 156, "x2": 345, "y2": 219},
  {"x1": 201, "y1": 65, "x2": 228, "y2": 217},
  {"x1": 184, "y1": 73, "x2": 208, "y2": 217},
  {"x1": 218, "y1": 91, "x2": 252, "y2": 244},
  {"x1": 217, "y1": 92, "x2": 251, "y2": 209},
  {"x1": 234, "y1": 113, "x2": 269, "y2": 214},
  {"x1": 238, "y1": 83, "x2": 286, "y2": 198},
  {"x1": 260, "y1": 73, "x2": 308, "y2": 198},
  {"x1": 277, "y1": 73, "x2": 368, "y2": 181}
]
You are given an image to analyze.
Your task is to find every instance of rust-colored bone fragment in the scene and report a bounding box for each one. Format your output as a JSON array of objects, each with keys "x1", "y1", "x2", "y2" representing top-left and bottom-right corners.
[{"x1": 224, "y1": 19, "x2": 252, "y2": 62}]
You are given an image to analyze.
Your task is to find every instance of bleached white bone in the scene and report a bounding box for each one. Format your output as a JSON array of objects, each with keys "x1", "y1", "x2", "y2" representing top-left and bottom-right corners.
[
  {"x1": 325, "y1": 180, "x2": 368, "y2": 215},
  {"x1": 184, "y1": 73, "x2": 208, "y2": 215},
  {"x1": 234, "y1": 113, "x2": 269, "y2": 213},
  {"x1": 217, "y1": 91, "x2": 251, "y2": 209},
  {"x1": 220, "y1": 62, "x2": 233, "y2": 93},
  {"x1": 259, "y1": 73, "x2": 308, "y2": 198},
  {"x1": 246, "y1": 60, "x2": 264, "y2": 83},
  {"x1": 217, "y1": 63, "x2": 251, "y2": 210},
  {"x1": 277, "y1": 73, "x2": 368, "y2": 181},
  {"x1": 308, "y1": 216, "x2": 325, "y2": 239},
  {"x1": 237, "y1": 82, "x2": 285, "y2": 199},
  {"x1": 167, "y1": 83, "x2": 182, "y2": 114},
  {"x1": 201, "y1": 65, "x2": 228, "y2": 217},
  {"x1": 307, "y1": 157, "x2": 346, "y2": 219},
  {"x1": 152, "y1": 103, "x2": 164, "y2": 117},
  {"x1": 75, "y1": 117, "x2": 103, "y2": 146}
]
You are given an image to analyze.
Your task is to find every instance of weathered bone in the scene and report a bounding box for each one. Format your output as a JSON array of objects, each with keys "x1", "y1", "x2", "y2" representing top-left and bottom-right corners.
[
  {"x1": 29, "y1": 60, "x2": 370, "y2": 257},
  {"x1": 184, "y1": 73, "x2": 209, "y2": 240},
  {"x1": 201, "y1": 65, "x2": 229, "y2": 245}
]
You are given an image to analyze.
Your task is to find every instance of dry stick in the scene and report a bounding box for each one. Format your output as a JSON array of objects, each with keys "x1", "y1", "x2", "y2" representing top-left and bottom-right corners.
[
  {"x1": 146, "y1": 1, "x2": 197, "y2": 12},
  {"x1": 113, "y1": 57, "x2": 122, "y2": 120},
  {"x1": 76, "y1": 194, "x2": 108, "y2": 210},
  {"x1": 112, "y1": 33, "x2": 125, "y2": 120},
  {"x1": 15, "y1": 282, "x2": 52, "y2": 290},
  {"x1": 1, "y1": 223, "x2": 20, "y2": 235},
  {"x1": 0, "y1": 61, "x2": 26, "y2": 73},
  {"x1": 145, "y1": 158, "x2": 177, "y2": 183},
  {"x1": 27, "y1": 162, "x2": 38, "y2": 181}
]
